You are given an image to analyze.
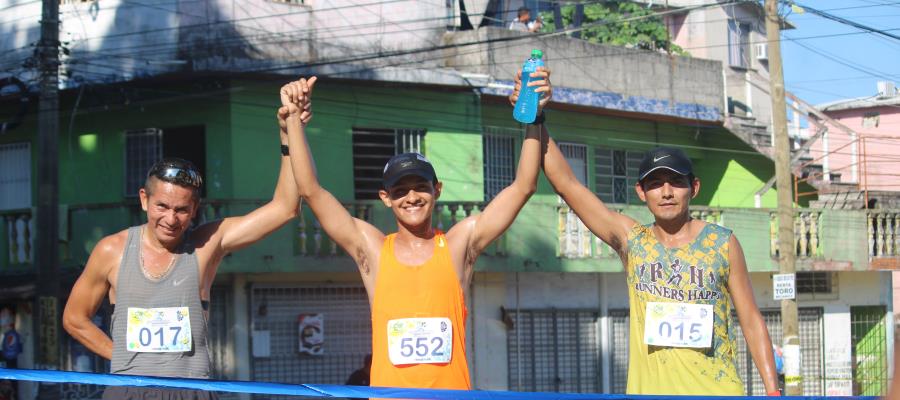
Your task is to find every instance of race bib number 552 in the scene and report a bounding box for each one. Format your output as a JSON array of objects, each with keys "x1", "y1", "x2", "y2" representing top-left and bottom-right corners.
[
  {"x1": 643, "y1": 302, "x2": 713, "y2": 348},
  {"x1": 387, "y1": 318, "x2": 452, "y2": 365},
  {"x1": 126, "y1": 307, "x2": 192, "y2": 353}
]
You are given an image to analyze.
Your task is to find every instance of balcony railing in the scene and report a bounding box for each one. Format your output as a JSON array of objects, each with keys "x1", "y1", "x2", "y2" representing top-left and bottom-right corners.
[
  {"x1": 3, "y1": 201, "x2": 900, "y2": 273},
  {"x1": 557, "y1": 205, "x2": 723, "y2": 259},
  {"x1": 294, "y1": 201, "x2": 503, "y2": 257},
  {"x1": 1, "y1": 208, "x2": 33, "y2": 268},
  {"x1": 769, "y1": 210, "x2": 822, "y2": 259},
  {"x1": 869, "y1": 211, "x2": 899, "y2": 257}
]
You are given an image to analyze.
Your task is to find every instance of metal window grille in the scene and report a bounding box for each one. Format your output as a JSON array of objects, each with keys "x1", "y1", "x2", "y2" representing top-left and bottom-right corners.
[
  {"x1": 0, "y1": 142, "x2": 31, "y2": 210},
  {"x1": 733, "y1": 308, "x2": 825, "y2": 396},
  {"x1": 352, "y1": 127, "x2": 426, "y2": 200},
  {"x1": 850, "y1": 306, "x2": 888, "y2": 396},
  {"x1": 559, "y1": 142, "x2": 588, "y2": 186},
  {"x1": 556, "y1": 143, "x2": 598, "y2": 259},
  {"x1": 250, "y1": 285, "x2": 371, "y2": 399},
  {"x1": 594, "y1": 147, "x2": 642, "y2": 204},
  {"x1": 483, "y1": 126, "x2": 519, "y2": 201},
  {"x1": 395, "y1": 128, "x2": 425, "y2": 154},
  {"x1": 796, "y1": 272, "x2": 833, "y2": 294},
  {"x1": 507, "y1": 309, "x2": 600, "y2": 393},
  {"x1": 124, "y1": 128, "x2": 162, "y2": 197},
  {"x1": 728, "y1": 20, "x2": 751, "y2": 69},
  {"x1": 609, "y1": 309, "x2": 630, "y2": 394}
]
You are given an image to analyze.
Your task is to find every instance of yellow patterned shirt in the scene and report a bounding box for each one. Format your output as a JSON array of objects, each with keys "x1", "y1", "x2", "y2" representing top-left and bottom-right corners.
[{"x1": 625, "y1": 222, "x2": 744, "y2": 395}]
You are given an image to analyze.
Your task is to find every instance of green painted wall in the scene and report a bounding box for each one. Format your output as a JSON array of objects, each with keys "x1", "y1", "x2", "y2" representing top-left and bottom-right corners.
[
  {"x1": 0, "y1": 78, "x2": 872, "y2": 276},
  {"x1": 216, "y1": 79, "x2": 483, "y2": 272}
]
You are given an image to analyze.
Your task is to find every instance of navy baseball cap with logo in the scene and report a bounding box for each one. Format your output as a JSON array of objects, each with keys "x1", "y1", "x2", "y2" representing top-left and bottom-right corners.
[
  {"x1": 638, "y1": 147, "x2": 693, "y2": 182},
  {"x1": 382, "y1": 152, "x2": 438, "y2": 189}
]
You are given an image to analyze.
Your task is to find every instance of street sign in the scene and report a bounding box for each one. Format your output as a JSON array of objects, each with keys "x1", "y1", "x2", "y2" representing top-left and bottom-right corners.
[{"x1": 773, "y1": 273, "x2": 796, "y2": 300}]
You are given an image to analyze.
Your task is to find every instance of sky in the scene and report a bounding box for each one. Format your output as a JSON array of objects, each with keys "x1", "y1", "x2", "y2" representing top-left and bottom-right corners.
[{"x1": 779, "y1": 0, "x2": 900, "y2": 106}]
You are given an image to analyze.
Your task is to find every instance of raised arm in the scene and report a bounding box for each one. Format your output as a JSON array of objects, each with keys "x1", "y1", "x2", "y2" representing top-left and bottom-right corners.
[
  {"x1": 283, "y1": 77, "x2": 383, "y2": 273},
  {"x1": 728, "y1": 234, "x2": 779, "y2": 394},
  {"x1": 62, "y1": 235, "x2": 119, "y2": 360},
  {"x1": 512, "y1": 68, "x2": 635, "y2": 252},
  {"x1": 446, "y1": 69, "x2": 548, "y2": 287},
  {"x1": 212, "y1": 85, "x2": 307, "y2": 254},
  {"x1": 460, "y1": 68, "x2": 551, "y2": 256}
]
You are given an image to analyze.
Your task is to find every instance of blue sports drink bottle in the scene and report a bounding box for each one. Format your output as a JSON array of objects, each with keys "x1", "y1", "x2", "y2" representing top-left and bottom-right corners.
[{"x1": 513, "y1": 49, "x2": 545, "y2": 124}]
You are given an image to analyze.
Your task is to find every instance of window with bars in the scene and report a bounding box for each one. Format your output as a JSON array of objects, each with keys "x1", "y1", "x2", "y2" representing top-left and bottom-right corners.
[
  {"x1": 594, "y1": 147, "x2": 642, "y2": 204},
  {"x1": 124, "y1": 128, "x2": 162, "y2": 197},
  {"x1": 124, "y1": 126, "x2": 206, "y2": 197},
  {"x1": 796, "y1": 272, "x2": 834, "y2": 295},
  {"x1": 559, "y1": 142, "x2": 588, "y2": 186},
  {"x1": 0, "y1": 142, "x2": 31, "y2": 210},
  {"x1": 728, "y1": 20, "x2": 751, "y2": 69},
  {"x1": 482, "y1": 126, "x2": 519, "y2": 201},
  {"x1": 506, "y1": 309, "x2": 600, "y2": 394},
  {"x1": 351, "y1": 127, "x2": 426, "y2": 200}
]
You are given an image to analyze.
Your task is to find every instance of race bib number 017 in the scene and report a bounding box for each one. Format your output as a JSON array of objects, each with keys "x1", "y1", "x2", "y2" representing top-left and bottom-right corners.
[
  {"x1": 643, "y1": 302, "x2": 713, "y2": 348},
  {"x1": 387, "y1": 318, "x2": 452, "y2": 365},
  {"x1": 126, "y1": 307, "x2": 192, "y2": 353}
]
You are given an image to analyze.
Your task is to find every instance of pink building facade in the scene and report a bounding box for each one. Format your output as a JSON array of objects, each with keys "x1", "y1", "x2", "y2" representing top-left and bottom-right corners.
[{"x1": 806, "y1": 93, "x2": 900, "y2": 195}]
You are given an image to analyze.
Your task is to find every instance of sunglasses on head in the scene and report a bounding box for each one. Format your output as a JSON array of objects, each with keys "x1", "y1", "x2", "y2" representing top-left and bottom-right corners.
[{"x1": 148, "y1": 161, "x2": 203, "y2": 188}]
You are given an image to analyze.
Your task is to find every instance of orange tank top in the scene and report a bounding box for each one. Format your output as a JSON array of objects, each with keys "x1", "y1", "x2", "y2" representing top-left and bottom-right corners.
[{"x1": 370, "y1": 231, "x2": 471, "y2": 390}]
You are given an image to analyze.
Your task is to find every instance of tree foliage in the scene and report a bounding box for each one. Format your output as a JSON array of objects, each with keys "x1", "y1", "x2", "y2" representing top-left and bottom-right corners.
[{"x1": 540, "y1": 2, "x2": 688, "y2": 56}]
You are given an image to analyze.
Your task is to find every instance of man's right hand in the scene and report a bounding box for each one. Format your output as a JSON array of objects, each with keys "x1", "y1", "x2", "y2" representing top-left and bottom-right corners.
[{"x1": 277, "y1": 78, "x2": 316, "y2": 137}]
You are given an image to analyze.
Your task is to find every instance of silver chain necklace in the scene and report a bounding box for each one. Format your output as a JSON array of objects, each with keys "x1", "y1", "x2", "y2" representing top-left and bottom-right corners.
[{"x1": 139, "y1": 225, "x2": 178, "y2": 280}]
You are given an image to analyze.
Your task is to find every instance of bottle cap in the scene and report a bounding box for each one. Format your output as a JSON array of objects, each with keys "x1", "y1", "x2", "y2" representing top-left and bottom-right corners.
[{"x1": 531, "y1": 49, "x2": 543, "y2": 59}]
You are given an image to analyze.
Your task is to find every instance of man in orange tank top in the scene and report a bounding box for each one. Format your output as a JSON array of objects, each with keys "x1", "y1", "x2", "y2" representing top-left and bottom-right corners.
[{"x1": 283, "y1": 72, "x2": 551, "y2": 390}]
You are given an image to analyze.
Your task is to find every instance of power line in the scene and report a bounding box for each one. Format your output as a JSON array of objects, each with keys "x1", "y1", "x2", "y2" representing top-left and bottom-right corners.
[
  {"x1": 786, "y1": 36, "x2": 900, "y2": 82},
  {"x1": 3, "y1": 0, "x2": 896, "y2": 73},
  {"x1": 790, "y1": 1, "x2": 900, "y2": 42}
]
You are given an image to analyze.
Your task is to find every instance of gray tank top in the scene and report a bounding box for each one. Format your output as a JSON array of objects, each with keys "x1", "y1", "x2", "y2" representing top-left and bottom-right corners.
[{"x1": 110, "y1": 226, "x2": 210, "y2": 378}]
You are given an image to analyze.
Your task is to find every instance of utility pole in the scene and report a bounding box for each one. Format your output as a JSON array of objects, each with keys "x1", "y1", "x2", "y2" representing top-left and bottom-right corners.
[
  {"x1": 35, "y1": 0, "x2": 61, "y2": 396},
  {"x1": 765, "y1": 0, "x2": 801, "y2": 395}
]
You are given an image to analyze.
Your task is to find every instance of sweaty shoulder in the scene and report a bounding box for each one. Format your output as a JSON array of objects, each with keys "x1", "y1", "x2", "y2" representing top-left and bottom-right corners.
[{"x1": 89, "y1": 230, "x2": 128, "y2": 276}]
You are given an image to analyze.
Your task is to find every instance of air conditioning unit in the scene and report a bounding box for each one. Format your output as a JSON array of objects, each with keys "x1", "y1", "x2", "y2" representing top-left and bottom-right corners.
[
  {"x1": 755, "y1": 43, "x2": 768, "y2": 61},
  {"x1": 877, "y1": 81, "x2": 896, "y2": 99}
]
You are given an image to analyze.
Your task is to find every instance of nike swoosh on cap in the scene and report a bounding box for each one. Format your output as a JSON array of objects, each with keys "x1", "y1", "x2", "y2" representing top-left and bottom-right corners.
[{"x1": 653, "y1": 155, "x2": 670, "y2": 162}]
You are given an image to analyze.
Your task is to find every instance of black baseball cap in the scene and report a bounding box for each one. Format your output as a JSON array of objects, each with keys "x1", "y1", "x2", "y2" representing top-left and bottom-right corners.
[
  {"x1": 638, "y1": 147, "x2": 693, "y2": 182},
  {"x1": 382, "y1": 152, "x2": 438, "y2": 189}
]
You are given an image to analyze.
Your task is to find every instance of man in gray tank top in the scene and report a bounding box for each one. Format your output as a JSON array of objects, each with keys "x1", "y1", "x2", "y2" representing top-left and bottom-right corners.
[{"x1": 62, "y1": 80, "x2": 314, "y2": 399}]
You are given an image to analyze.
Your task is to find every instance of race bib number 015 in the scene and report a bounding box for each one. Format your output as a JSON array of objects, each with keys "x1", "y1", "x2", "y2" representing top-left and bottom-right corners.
[
  {"x1": 643, "y1": 302, "x2": 713, "y2": 348},
  {"x1": 387, "y1": 318, "x2": 452, "y2": 365},
  {"x1": 126, "y1": 307, "x2": 192, "y2": 353}
]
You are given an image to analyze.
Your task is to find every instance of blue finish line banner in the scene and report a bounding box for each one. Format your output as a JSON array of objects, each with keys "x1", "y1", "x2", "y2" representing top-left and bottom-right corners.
[{"x1": 0, "y1": 368, "x2": 876, "y2": 399}]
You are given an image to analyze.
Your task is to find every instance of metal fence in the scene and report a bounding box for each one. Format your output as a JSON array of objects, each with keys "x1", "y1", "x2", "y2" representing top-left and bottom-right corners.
[
  {"x1": 733, "y1": 308, "x2": 825, "y2": 396},
  {"x1": 850, "y1": 306, "x2": 888, "y2": 396},
  {"x1": 250, "y1": 285, "x2": 371, "y2": 400},
  {"x1": 609, "y1": 309, "x2": 630, "y2": 394},
  {"x1": 507, "y1": 309, "x2": 601, "y2": 393}
]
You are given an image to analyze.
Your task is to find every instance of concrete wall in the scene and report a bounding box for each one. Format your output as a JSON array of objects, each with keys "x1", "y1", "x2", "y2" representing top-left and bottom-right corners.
[
  {"x1": 1, "y1": 0, "x2": 451, "y2": 87},
  {"x1": 443, "y1": 27, "x2": 724, "y2": 113},
  {"x1": 665, "y1": 3, "x2": 774, "y2": 126}
]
